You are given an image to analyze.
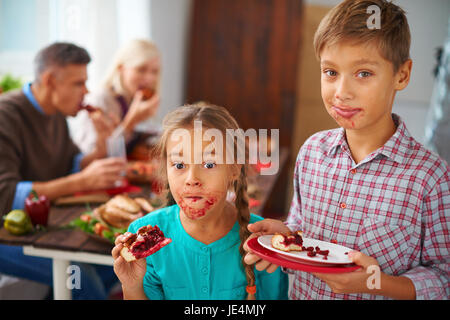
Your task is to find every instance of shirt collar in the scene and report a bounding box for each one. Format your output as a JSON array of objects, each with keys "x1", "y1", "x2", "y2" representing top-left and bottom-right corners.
[
  {"x1": 326, "y1": 113, "x2": 411, "y2": 164},
  {"x1": 22, "y1": 82, "x2": 45, "y2": 114},
  {"x1": 376, "y1": 114, "x2": 411, "y2": 164},
  {"x1": 327, "y1": 127, "x2": 347, "y2": 157}
]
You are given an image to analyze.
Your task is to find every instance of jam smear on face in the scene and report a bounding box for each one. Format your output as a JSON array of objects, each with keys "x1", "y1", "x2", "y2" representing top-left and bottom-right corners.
[{"x1": 178, "y1": 195, "x2": 217, "y2": 220}]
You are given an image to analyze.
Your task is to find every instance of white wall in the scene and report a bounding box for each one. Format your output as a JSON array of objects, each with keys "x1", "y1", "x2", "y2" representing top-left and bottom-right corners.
[
  {"x1": 148, "y1": 0, "x2": 193, "y2": 124},
  {"x1": 305, "y1": 0, "x2": 450, "y2": 143},
  {"x1": 0, "y1": 0, "x2": 193, "y2": 128}
]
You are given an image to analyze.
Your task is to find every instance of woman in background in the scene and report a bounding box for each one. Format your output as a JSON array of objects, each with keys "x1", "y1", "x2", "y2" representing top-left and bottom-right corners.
[{"x1": 69, "y1": 39, "x2": 161, "y2": 155}]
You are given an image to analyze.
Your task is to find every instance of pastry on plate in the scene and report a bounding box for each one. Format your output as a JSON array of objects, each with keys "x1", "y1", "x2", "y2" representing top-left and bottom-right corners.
[{"x1": 271, "y1": 231, "x2": 303, "y2": 252}]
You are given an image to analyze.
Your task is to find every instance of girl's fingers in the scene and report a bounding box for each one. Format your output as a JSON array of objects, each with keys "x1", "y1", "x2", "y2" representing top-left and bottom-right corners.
[{"x1": 111, "y1": 243, "x2": 123, "y2": 259}]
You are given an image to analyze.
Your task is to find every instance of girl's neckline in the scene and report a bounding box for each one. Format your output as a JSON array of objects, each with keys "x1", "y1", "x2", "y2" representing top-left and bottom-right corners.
[{"x1": 174, "y1": 204, "x2": 241, "y2": 251}]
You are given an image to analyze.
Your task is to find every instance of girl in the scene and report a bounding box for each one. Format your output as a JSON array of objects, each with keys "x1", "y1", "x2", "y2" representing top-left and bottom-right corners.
[
  {"x1": 111, "y1": 103, "x2": 288, "y2": 300},
  {"x1": 68, "y1": 39, "x2": 161, "y2": 154}
]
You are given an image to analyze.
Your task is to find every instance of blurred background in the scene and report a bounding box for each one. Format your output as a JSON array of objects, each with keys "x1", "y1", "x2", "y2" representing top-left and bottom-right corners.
[
  {"x1": 0, "y1": 0, "x2": 449, "y2": 220},
  {"x1": 0, "y1": 0, "x2": 449, "y2": 300}
]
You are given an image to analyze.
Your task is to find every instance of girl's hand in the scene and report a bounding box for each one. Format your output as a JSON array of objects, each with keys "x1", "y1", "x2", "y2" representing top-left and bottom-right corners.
[
  {"x1": 312, "y1": 250, "x2": 380, "y2": 295},
  {"x1": 112, "y1": 234, "x2": 147, "y2": 289},
  {"x1": 122, "y1": 90, "x2": 160, "y2": 132},
  {"x1": 243, "y1": 219, "x2": 291, "y2": 273}
]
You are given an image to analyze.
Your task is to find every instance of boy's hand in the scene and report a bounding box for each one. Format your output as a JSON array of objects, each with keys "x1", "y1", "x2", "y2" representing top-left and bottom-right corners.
[
  {"x1": 243, "y1": 219, "x2": 291, "y2": 273},
  {"x1": 312, "y1": 250, "x2": 380, "y2": 294}
]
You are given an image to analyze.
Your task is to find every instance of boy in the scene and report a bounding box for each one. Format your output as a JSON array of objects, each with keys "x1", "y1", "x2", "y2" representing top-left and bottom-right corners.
[{"x1": 244, "y1": 0, "x2": 449, "y2": 299}]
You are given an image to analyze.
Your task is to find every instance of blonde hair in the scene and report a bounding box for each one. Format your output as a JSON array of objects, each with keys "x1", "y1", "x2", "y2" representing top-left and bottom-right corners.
[
  {"x1": 313, "y1": 0, "x2": 410, "y2": 72},
  {"x1": 155, "y1": 103, "x2": 257, "y2": 300},
  {"x1": 102, "y1": 39, "x2": 161, "y2": 96}
]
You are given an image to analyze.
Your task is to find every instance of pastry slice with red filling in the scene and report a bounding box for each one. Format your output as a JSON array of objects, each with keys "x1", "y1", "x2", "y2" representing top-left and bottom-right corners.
[
  {"x1": 120, "y1": 225, "x2": 171, "y2": 262},
  {"x1": 271, "y1": 231, "x2": 303, "y2": 252}
]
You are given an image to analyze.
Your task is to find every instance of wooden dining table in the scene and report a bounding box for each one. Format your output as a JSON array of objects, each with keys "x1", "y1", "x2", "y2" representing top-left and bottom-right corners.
[{"x1": 0, "y1": 148, "x2": 288, "y2": 299}]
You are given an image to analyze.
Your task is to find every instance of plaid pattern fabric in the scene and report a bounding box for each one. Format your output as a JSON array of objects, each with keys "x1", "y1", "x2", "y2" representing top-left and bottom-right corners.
[{"x1": 286, "y1": 114, "x2": 450, "y2": 300}]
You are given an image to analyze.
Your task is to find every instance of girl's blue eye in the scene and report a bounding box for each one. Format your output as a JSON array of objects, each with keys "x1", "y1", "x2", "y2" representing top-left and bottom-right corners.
[
  {"x1": 174, "y1": 163, "x2": 185, "y2": 170},
  {"x1": 204, "y1": 162, "x2": 216, "y2": 169}
]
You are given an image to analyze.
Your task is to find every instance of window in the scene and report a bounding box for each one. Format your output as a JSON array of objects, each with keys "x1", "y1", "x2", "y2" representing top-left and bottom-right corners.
[{"x1": 0, "y1": 0, "x2": 151, "y2": 87}]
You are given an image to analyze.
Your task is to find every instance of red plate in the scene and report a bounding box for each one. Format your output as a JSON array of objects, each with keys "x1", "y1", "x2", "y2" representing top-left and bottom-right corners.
[{"x1": 247, "y1": 237, "x2": 360, "y2": 273}]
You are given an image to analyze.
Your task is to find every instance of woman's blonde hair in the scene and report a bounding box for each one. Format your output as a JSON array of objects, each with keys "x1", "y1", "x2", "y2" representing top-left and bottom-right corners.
[
  {"x1": 155, "y1": 102, "x2": 257, "y2": 300},
  {"x1": 102, "y1": 39, "x2": 161, "y2": 96}
]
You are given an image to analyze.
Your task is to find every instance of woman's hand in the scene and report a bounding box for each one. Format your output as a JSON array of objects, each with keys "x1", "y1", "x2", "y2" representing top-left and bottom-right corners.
[
  {"x1": 243, "y1": 219, "x2": 291, "y2": 273},
  {"x1": 122, "y1": 90, "x2": 160, "y2": 133}
]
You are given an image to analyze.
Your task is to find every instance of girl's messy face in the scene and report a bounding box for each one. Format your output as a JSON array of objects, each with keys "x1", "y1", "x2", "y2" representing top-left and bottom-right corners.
[{"x1": 166, "y1": 128, "x2": 235, "y2": 220}]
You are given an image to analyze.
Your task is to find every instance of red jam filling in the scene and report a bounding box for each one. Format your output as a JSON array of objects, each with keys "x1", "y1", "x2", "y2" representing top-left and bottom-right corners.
[
  {"x1": 129, "y1": 226, "x2": 171, "y2": 259},
  {"x1": 279, "y1": 233, "x2": 331, "y2": 260},
  {"x1": 282, "y1": 233, "x2": 303, "y2": 247}
]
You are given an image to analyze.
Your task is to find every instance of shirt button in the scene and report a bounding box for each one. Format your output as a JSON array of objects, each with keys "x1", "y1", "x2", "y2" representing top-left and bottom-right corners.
[
  {"x1": 350, "y1": 169, "x2": 357, "y2": 174},
  {"x1": 202, "y1": 267, "x2": 208, "y2": 274},
  {"x1": 202, "y1": 247, "x2": 208, "y2": 252},
  {"x1": 202, "y1": 287, "x2": 208, "y2": 293},
  {"x1": 340, "y1": 203, "x2": 347, "y2": 209}
]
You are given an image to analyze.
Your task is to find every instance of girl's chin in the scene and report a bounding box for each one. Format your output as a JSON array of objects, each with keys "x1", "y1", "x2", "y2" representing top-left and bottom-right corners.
[{"x1": 178, "y1": 197, "x2": 218, "y2": 220}]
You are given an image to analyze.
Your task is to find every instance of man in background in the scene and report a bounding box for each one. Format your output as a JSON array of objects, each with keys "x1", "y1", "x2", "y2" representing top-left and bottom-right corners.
[{"x1": 0, "y1": 42, "x2": 124, "y2": 299}]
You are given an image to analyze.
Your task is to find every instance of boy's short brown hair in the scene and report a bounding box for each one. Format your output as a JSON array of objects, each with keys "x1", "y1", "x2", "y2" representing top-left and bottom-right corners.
[{"x1": 313, "y1": 0, "x2": 411, "y2": 72}]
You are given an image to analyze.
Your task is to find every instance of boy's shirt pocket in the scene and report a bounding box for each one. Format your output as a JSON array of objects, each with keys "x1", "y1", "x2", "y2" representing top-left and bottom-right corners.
[{"x1": 356, "y1": 217, "x2": 416, "y2": 275}]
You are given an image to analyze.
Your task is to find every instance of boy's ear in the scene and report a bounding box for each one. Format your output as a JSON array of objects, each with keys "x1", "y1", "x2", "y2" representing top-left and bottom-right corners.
[{"x1": 394, "y1": 59, "x2": 412, "y2": 91}]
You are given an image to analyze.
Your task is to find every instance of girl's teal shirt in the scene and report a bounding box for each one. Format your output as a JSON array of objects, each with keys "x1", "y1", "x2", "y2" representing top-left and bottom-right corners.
[{"x1": 128, "y1": 204, "x2": 288, "y2": 300}]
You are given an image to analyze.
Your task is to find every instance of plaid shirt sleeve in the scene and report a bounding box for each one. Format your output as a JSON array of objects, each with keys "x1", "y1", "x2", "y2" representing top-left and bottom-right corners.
[
  {"x1": 402, "y1": 171, "x2": 450, "y2": 300},
  {"x1": 285, "y1": 148, "x2": 303, "y2": 232}
]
